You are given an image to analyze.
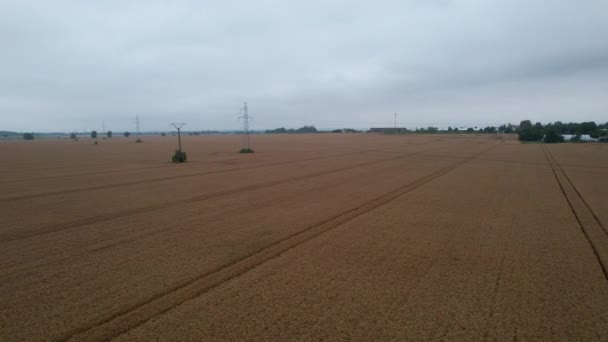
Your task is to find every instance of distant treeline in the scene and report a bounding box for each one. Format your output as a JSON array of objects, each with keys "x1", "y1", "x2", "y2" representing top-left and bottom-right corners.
[
  {"x1": 417, "y1": 125, "x2": 511, "y2": 134},
  {"x1": 409, "y1": 120, "x2": 608, "y2": 143},
  {"x1": 265, "y1": 126, "x2": 318, "y2": 134},
  {"x1": 516, "y1": 120, "x2": 607, "y2": 142},
  {"x1": 186, "y1": 130, "x2": 233, "y2": 135}
]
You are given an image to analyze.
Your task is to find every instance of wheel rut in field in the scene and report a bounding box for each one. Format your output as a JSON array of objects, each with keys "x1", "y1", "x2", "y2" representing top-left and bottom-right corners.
[
  {"x1": 58, "y1": 146, "x2": 495, "y2": 342},
  {"x1": 1, "y1": 146, "x2": 442, "y2": 243},
  {"x1": 0, "y1": 163, "x2": 175, "y2": 184},
  {"x1": 0, "y1": 140, "x2": 442, "y2": 201},
  {"x1": 542, "y1": 145, "x2": 608, "y2": 281},
  {"x1": 0, "y1": 151, "x2": 369, "y2": 202}
]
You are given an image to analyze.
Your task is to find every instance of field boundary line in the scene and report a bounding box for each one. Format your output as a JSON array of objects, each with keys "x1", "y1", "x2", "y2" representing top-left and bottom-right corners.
[
  {"x1": 58, "y1": 146, "x2": 495, "y2": 342},
  {"x1": 541, "y1": 145, "x2": 608, "y2": 281},
  {"x1": 1, "y1": 146, "x2": 444, "y2": 243}
]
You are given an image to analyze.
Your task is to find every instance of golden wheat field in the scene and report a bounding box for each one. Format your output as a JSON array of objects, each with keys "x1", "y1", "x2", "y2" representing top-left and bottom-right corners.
[{"x1": 1, "y1": 133, "x2": 607, "y2": 341}]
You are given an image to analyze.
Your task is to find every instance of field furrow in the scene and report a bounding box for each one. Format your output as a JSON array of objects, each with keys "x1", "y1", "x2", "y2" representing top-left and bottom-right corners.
[{"x1": 1, "y1": 134, "x2": 606, "y2": 341}]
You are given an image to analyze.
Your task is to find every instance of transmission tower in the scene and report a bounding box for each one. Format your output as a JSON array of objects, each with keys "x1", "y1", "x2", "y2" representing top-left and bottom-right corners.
[
  {"x1": 394, "y1": 113, "x2": 397, "y2": 128},
  {"x1": 238, "y1": 101, "x2": 252, "y2": 150},
  {"x1": 170, "y1": 122, "x2": 186, "y2": 152},
  {"x1": 135, "y1": 115, "x2": 141, "y2": 136}
]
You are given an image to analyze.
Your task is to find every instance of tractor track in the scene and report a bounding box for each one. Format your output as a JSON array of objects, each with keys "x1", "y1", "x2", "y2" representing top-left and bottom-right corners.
[
  {"x1": 1, "y1": 146, "x2": 444, "y2": 243},
  {"x1": 0, "y1": 144, "x2": 432, "y2": 185},
  {"x1": 542, "y1": 145, "x2": 608, "y2": 281},
  {"x1": 0, "y1": 142, "x2": 442, "y2": 203},
  {"x1": 0, "y1": 149, "x2": 388, "y2": 202},
  {"x1": 411, "y1": 153, "x2": 608, "y2": 172},
  {"x1": 543, "y1": 149, "x2": 607, "y2": 235},
  {"x1": 0, "y1": 139, "x2": 435, "y2": 185},
  {"x1": 57, "y1": 146, "x2": 495, "y2": 342},
  {"x1": 0, "y1": 163, "x2": 176, "y2": 184},
  {"x1": 0, "y1": 156, "x2": 415, "y2": 279}
]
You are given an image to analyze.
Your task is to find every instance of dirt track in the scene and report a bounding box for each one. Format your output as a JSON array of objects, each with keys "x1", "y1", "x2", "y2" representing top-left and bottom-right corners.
[{"x1": 1, "y1": 134, "x2": 607, "y2": 341}]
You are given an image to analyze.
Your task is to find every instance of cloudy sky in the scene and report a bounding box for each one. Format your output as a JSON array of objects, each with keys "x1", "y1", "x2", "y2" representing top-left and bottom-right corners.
[{"x1": 1, "y1": 0, "x2": 607, "y2": 132}]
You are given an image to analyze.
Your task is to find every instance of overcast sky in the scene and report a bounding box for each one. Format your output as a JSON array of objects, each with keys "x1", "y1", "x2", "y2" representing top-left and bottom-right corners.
[{"x1": 1, "y1": 0, "x2": 607, "y2": 132}]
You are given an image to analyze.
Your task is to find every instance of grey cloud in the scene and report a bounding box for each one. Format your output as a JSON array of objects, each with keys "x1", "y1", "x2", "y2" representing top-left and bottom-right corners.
[{"x1": 0, "y1": 0, "x2": 607, "y2": 132}]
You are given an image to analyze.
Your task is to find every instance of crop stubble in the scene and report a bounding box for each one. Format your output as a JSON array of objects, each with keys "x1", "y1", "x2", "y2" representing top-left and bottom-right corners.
[{"x1": 0, "y1": 134, "x2": 606, "y2": 341}]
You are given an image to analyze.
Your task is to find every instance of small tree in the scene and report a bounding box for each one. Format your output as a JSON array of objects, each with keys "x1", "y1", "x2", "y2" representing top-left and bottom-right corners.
[
  {"x1": 172, "y1": 150, "x2": 187, "y2": 163},
  {"x1": 543, "y1": 129, "x2": 563, "y2": 143},
  {"x1": 69, "y1": 133, "x2": 77, "y2": 140},
  {"x1": 91, "y1": 131, "x2": 98, "y2": 139},
  {"x1": 124, "y1": 131, "x2": 130, "y2": 138},
  {"x1": 107, "y1": 131, "x2": 112, "y2": 138},
  {"x1": 23, "y1": 132, "x2": 34, "y2": 140}
]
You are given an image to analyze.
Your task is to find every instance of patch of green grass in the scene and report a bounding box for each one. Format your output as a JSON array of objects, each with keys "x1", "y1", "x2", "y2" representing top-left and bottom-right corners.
[{"x1": 239, "y1": 148, "x2": 254, "y2": 153}]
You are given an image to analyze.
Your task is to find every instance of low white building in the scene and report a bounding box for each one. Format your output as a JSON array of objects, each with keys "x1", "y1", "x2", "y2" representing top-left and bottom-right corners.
[{"x1": 562, "y1": 134, "x2": 598, "y2": 142}]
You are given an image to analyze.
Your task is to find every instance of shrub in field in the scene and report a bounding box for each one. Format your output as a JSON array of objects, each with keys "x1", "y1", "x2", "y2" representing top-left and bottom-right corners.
[
  {"x1": 23, "y1": 133, "x2": 34, "y2": 140},
  {"x1": 239, "y1": 148, "x2": 254, "y2": 153},
  {"x1": 172, "y1": 150, "x2": 187, "y2": 163},
  {"x1": 69, "y1": 133, "x2": 77, "y2": 140},
  {"x1": 124, "y1": 131, "x2": 130, "y2": 137},
  {"x1": 107, "y1": 131, "x2": 112, "y2": 138},
  {"x1": 543, "y1": 129, "x2": 564, "y2": 143},
  {"x1": 136, "y1": 138, "x2": 143, "y2": 143},
  {"x1": 518, "y1": 128, "x2": 543, "y2": 141},
  {"x1": 91, "y1": 131, "x2": 97, "y2": 139}
]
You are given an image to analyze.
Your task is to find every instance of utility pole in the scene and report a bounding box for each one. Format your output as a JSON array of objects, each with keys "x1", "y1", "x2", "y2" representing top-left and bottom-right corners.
[
  {"x1": 170, "y1": 123, "x2": 186, "y2": 152},
  {"x1": 394, "y1": 113, "x2": 397, "y2": 128},
  {"x1": 238, "y1": 101, "x2": 252, "y2": 150}
]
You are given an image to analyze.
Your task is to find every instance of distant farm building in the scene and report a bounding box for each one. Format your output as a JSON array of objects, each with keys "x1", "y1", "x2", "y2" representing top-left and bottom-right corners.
[
  {"x1": 369, "y1": 127, "x2": 407, "y2": 134},
  {"x1": 562, "y1": 134, "x2": 598, "y2": 142}
]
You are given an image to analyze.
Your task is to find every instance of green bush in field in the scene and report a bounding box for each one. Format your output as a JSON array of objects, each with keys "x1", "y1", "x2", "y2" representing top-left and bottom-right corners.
[
  {"x1": 239, "y1": 148, "x2": 254, "y2": 153},
  {"x1": 172, "y1": 150, "x2": 187, "y2": 163}
]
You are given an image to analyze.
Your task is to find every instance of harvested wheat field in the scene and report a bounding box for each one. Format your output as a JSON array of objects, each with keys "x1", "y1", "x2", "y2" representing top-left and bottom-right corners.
[{"x1": 1, "y1": 133, "x2": 607, "y2": 341}]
